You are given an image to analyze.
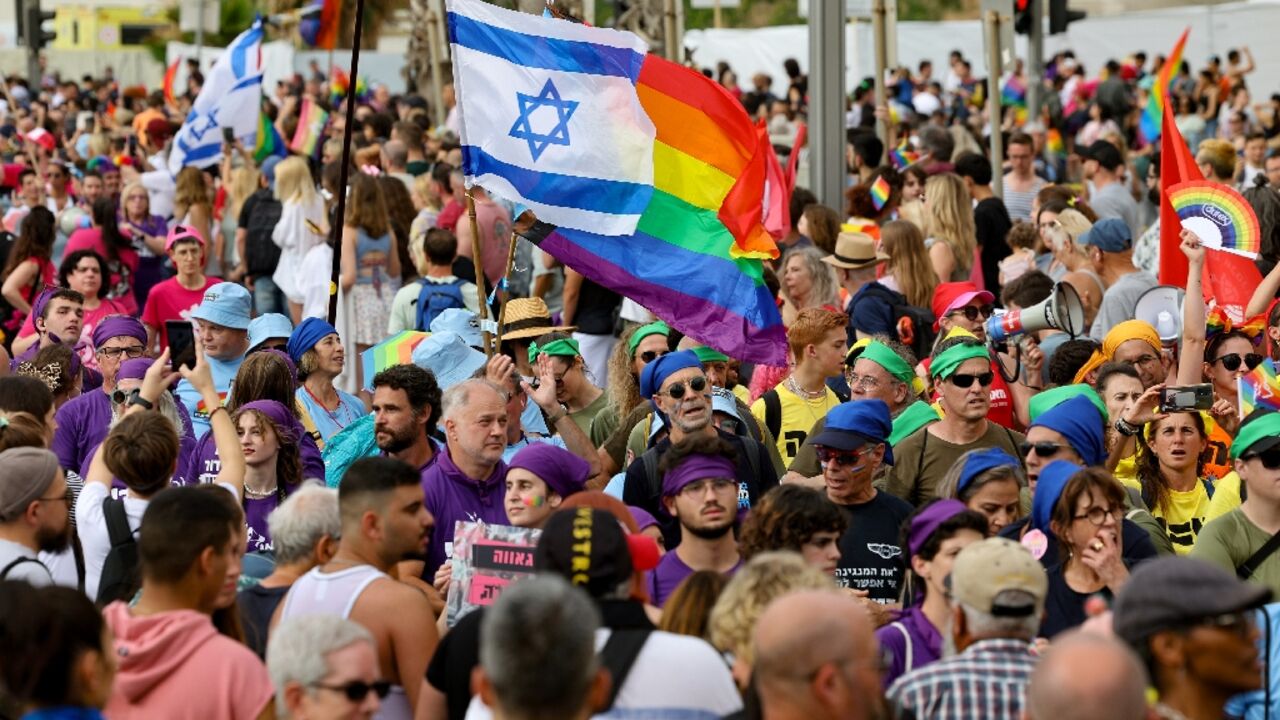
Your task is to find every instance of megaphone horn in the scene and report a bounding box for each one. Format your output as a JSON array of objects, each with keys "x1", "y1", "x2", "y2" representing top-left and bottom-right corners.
[{"x1": 985, "y1": 282, "x2": 1086, "y2": 343}]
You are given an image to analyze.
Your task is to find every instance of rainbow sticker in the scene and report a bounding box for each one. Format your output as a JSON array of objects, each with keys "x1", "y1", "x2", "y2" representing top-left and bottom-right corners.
[{"x1": 1167, "y1": 180, "x2": 1261, "y2": 259}]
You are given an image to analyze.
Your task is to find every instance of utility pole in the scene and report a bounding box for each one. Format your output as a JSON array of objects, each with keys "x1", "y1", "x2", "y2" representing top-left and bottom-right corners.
[
  {"x1": 1027, "y1": 0, "x2": 1043, "y2": 121},
  {"x1": 871, "y1": 0, "x2": 889, "y2": 149},
  {"x1": 983, "y1": 5, "x2": 1006, "y2": 198},
  {"x1": 808, "y1": 0, "x2": 845, "y2": 209}
]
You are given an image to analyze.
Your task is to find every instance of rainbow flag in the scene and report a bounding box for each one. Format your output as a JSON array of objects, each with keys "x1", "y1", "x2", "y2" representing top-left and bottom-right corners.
[
  {"x1": 525, "y1": 53, "x2": 785, "y2": 365},
  {"x1": 253, "y1": 111, "x2": 287, "y2": 163},
  {"x1": 290, "y1": 97, "x2": 329, "y2": 157},
  {"x1": 1001, "y1": 75, "x2": 1027, "y2": 109},
  {"x1": 1046, "y1": 128, "x2": 1065, "y2": 157},
  {"x1": 870, "y1": 175, "x2": 891, "y2": 212},
  {"x1": 1140, "y1": 28, "x2": 1189, "y2": 144},
  {"x1": 300, "y1": 0, "x2": 339, "y2": 50},
  {"x1": 329, "y1": 68, "x2": 369, "y2": 108},
  {"x1": 1239, "y1": 357, "x2": 1280, "y2": 419},
  {"x1": 361, "y1": 331, "x2": 431, "y2": 390},
  {"x1": 889, "y1": 140, "x2": 919, "y2": 170},
  {"x1": 163, "y1": 57, "x2": 181, "y2": 105}
]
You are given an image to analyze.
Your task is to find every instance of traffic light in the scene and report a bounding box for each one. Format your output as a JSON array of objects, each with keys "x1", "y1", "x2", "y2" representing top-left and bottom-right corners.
[
  {"x1": 25, "y1": 2, "x2": 54, "y2": 50},
  {"x1": 1048, "y1": 0, "x2": 1085, "y2": 34},
  {"x1": 1014, "y1": 0, "x2": 1034, "y2": 35}
]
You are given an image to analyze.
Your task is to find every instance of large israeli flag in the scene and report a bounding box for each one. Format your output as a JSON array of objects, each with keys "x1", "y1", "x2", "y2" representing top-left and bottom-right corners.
[
  {"x1": 447, "y1": 0, "x2": 655, "y2": 237},
  {"x1": 168, "y1": 19, "x2": 265, "y2": 176}
]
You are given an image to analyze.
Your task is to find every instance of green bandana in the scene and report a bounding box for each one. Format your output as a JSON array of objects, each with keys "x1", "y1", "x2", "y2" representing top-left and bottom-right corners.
[
  {"x1": 860, "y1": 341, "x2": 915, "y2": 384},
  {"x1": 1028, "y1": 384, "x2": 1109, "y2": 423},
  {"x1": 528, "y1": 338, "x2": 581, "y2": 364},
  {"x1": 888, "y1": 401, "x2": 941, "y2": 446},
  {"x1": 692, "y1": 346, "x2": 730, "y2": 364},
  {"x1": 1230, "y1": 412, "x2": 1280, "y2": 460},
  {"x1": 930, "y1": 342, "x2": 990, "y2": 380},
  {"x1": 627, "y1": 321, "x2": 671, "y2": 355}
]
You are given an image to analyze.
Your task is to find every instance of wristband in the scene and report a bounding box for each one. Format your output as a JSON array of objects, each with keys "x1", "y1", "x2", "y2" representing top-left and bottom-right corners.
[
  {"x1": 1115, "y1": 416, "x2": 1141, "y2": 437},
  {"x1": 545, "y1": 406, "x2": 568, "y2": 426},
  {"x1": 126, "y1": 389, "x2": 154, "y2": 411}
]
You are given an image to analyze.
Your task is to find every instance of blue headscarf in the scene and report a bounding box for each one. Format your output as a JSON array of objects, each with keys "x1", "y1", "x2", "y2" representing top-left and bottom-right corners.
[
  {"x1": 956, "y1": 448, "x2": 1021, "y2": 494},
  {"x1": 286, "y1": 317, "x2": 339, "y2": 364},
  {"x1": 1028, "y1": 394, "x2": 1106, "y2": 467},
  {"x1": 1031, "y1": 460, "x2": 1084, "y2": 532},
  {"x1": 639, "y1": 349, "x2": 702, "y2": 399}
]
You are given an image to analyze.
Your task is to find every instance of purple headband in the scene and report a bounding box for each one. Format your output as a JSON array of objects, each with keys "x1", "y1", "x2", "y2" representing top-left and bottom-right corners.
[
  {"x1": 92, "y1": 315, "x2": 146, "y2": 348},
  {"x1": 907, "y1": 499, "x2": 970, "y2": 558},
  {"x1": 662, "y1": 454, "x2": 737, "y2": 497},
  {"x1": 508, "y1": 443, "x2": 591, "y2": 499},
  {"x1": 237, "y1": 399, "x2": 300, "y2": 444},
  {"x1": 29, "y1": 286, "x2": 56, "y2": 326},
  {"x1": 117, "y1": 357, "x2": 153, "y2": 381}
]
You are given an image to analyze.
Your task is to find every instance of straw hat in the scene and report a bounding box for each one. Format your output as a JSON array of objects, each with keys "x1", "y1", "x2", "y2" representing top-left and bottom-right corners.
[{"x1": 499, "y1": 298, "x2": 576, "y2": 341}]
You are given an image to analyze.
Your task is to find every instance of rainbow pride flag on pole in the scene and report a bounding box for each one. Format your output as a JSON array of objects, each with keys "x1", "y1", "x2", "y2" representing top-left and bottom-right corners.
[
  {"x1": 254, "y1": 112, "x2": 287, "y2": 163},
  {"x1": 290, "y1": 97, "x2": 328, "y2": 157},
  {"x1": 1140, "y1": 27, "x2": 1189, "y2": 144},
  {"x1": 361, "y1": 331, "x2": 431, "y2": 390},
  {"x1": 1239, "y1": 357, "x2": 1280, "y2": 419}
]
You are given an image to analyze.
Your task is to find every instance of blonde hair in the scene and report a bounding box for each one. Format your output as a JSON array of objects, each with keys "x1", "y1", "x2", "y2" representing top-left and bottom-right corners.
[
  {"x1": 274, "y1": 156, "x2": 317, "y2": 206},
  {"x1": 881, "y1": 219, "x2": 938, "y2": 308},
  {"x1": 707, "y1": 552, "x2": 833, "y2": 664},
  {"x1": 924, "y1": 173, "x2": 976, "y2": 276},
  {"x1": 411, "y1": 174, "x2": 441, "y2": 212},
  {"x1": 226, "y1": 166, "x2": 260, "y2": 223},
  {"x1": 1197, "y1": 138, "x2": 1238, "y2": 182},
  {"x1": 782, "y1": 246, "x2": 839, "y2": 310},
  {"x1": 120, "y1": 181, "x2": 151, "y2": 220},
  {"x1": 173, "y1": 166, "x2": 208, "y2": 215}
]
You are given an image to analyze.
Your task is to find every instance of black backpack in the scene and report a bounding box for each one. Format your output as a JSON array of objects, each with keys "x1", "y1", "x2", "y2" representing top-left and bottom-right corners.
[
  {"x1": 96, "y1": 497, "x2": 140, "y2": 606},
  {"x1": 890, "y1": 300, "x2": 937, "y2": 362},
  {"x1": 243, "y1": 190, "x2": 284, "y2": 277}
]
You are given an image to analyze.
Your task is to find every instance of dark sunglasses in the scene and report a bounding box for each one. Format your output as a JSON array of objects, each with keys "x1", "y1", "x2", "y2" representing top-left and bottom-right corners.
[
  {"x1": 815, "y1": 446, "x2": 866, "y2": 467},
  {"x1": 661, "y1": 375, "x2": 708, "y2": 400},
  {"x1": 1245, "y1": 447, "x2": 1280, "y2": 470},
  {"x1": 948, "y1": 372, "x2": 994, "y2": 388},
  {"x1": 1214, "y1": 352, "x2": 1264, "y2": 372},
  {"x1": 949, "y1": 304, "x2": 995, "y2": 322},
  {"x1": 310, "y1": 680, "x2": 392, "y2": 702},
  {"x1": 639, "y1": 349, "x2": 668, "y2": 364},
  {"x1": 1020, "y1": 441, "x2": 1065, "y2": 458}
]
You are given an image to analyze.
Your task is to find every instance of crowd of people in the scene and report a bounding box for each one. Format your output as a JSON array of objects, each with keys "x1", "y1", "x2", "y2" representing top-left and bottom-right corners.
[{"x1": 3, "y1": 22, "x2": 1280, "y2": 720}]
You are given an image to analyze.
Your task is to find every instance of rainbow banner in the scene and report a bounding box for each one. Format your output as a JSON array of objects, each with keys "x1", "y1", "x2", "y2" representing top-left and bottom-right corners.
[
  {"x1": 1240, "y1": 357, "x2": 1280, "y2": 419},
  {"x1": 254, "y1": 112, "x2": 287, "y2": 163},
  {"x1": 290, "y1": 97, "x2": 329, "y2": 157},
  {"x1": 361, "y1": 331, "x2": 431, "y2": 390},
  {"x1": 1140, "y1": 28, "x2": 1189, "y2": 144}
]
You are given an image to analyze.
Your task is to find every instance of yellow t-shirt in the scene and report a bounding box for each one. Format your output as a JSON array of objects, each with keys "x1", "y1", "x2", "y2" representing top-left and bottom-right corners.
[
  {"x1": 1120, "y1": 476, "x2": 1212, "y2": 555},
  {"x1": 1206, "y1": 471, "x2": 1242, "y2": 522},
  {"x1": 751, "y1": 383, "x2": 842, "y2": 467}
]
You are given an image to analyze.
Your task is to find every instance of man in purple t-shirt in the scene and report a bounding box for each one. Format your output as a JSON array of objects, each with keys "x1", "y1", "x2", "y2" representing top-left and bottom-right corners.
[{"x1": 647, "y1": 434, "x2": 743, "y2": 607}]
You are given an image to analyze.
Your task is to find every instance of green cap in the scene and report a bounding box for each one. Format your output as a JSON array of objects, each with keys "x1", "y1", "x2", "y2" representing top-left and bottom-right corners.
[
  {"x1": 1231, "y1": 412, "x2": 1280, "y2": 460},
  {"x1": 627, "y1": 321, "x2": 670, "y2": 355}
]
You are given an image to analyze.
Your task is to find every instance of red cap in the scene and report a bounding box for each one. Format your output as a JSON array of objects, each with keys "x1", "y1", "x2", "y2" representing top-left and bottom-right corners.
[
  {"x1": 932, "y1": 281, "x2": 996, "y2": 331},
  {"x1": 625, "y1": 533, "x2": 661, "y2": 572}
]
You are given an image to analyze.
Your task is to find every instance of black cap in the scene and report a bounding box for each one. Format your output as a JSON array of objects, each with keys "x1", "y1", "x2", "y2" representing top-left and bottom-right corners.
[
  {"x1": 1081, "y1": 140, "x2": 1124, "y2": 171},
  {"x1": 535, "y1": 507, "x2": 633, "y2": 598},
  {"x1": 1113, "y1": 557, "x2": 1272, "y2": 646}
]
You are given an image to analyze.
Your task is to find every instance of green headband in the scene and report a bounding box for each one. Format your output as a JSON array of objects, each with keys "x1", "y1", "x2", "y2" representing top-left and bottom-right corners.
[
  {"x1": 528, "y1": 338, "x2": 581, "y2": 364},
  {"x1": 888, "y1": 400, "x2": 941, "y2": 446},
  {"x1": 627, "y1": 321, "x2": 671, "y2": 355},
  {"x1": 1028, "y1": 384, "x2": 1108, "y2": 423},
  {"x1": 1230, "y1": 412, "x2": 1280, "y2": 460},
  {"x1": 860, "y1": 341, "x2": 915, "y2": 385},
  {"x1": 691, "y1": 346, "x2": 730, "y2": 364},
  {"x1": 930, "y1": 343, "x2": 990, "y2": 380}
]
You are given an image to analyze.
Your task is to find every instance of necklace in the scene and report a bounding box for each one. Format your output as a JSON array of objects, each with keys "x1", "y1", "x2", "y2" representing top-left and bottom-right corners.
[
  {"x1": 785, "y1": 375, "x2": 827, "y2": 400},
  {"x1": 1151, "y1": 703, "x2": 1191, "y2": 720},
  {"x1": 244, "y1": 483, "x2": 279, "y2": 499},
  {"x1": 304, "y1": 383, "x2": 350, "y2": 429}
]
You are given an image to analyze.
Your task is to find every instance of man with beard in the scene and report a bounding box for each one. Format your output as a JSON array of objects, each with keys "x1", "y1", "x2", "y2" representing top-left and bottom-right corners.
[
  {"x1": 810, "y1": 399, "x2": 913, "y2": 603},
  {"x1": 371, "y1": 364, "x2": 442, "y2": 475},
  {"x1": 623, "y1": 350, "x2": 778, "y2": 547},
  {"x1": 277, "y1": 456, "x2": 440, "y2": 718},
  {"x1": 648, "y1": 434, "x2": 745, "y2": 606},
  {"x1": 0, "y1": 448, "x2": 70, "y2": 585}
]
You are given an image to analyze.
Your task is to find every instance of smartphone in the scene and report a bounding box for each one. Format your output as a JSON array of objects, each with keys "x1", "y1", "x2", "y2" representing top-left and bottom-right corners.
[
  {"x1": 127, "y1": 135, "x2": 138, "y2": 155},
  {"x1": 222, "y1": 127, "x2": 235, "y2": 144},
  {"x1": 1159, "y1": 383, "x2": 1214, "y2": 413},
  {"x1": 166, "y1": 321, "x2": 197, "y2": 372}
]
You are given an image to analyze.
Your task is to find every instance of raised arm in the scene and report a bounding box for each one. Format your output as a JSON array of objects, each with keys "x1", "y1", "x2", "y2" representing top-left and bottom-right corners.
[
  {"x1": 1177, "y1": 230, "x2": 1207, "y2": 386},
  {"x1": 1246, "y1": 258, "x2": 1280, "y2": 318}
]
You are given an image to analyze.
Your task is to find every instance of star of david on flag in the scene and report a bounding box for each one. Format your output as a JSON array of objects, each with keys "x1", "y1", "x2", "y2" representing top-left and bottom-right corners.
[
  {"x1": 169, "y1": 18, "x2": 265, "y2": 175},
  {"x1": 446, "y1": 0, "x2": 655, "y2": 237}
]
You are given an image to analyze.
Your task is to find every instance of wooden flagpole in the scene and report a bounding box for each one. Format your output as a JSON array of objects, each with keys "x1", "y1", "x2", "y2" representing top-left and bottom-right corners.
[
  {"x1": 325, "y1": 0, "x2": 366, "y2": 327},
  {"x1": 465, "y1": 191, "x2": 493, "y2": 357},
  {"x1": 493, "y1": 230, "x2": 520, "y2": 349}
]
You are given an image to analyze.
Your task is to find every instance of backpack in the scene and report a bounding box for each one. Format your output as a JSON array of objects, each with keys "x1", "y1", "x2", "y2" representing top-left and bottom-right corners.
[
  {"x1": 637, "y1": 434, "x2": 763, "y2": 509},
  {"x1": 414, "y1": 278, "x2": 467, "y2": 331},
  {"x1": 96, "y1": 497, "x2": 140, "y2": 606},
  {"x1": 890, "y1": 301, "x2": 937, "y2": 362},
  {"x1": 243, "y1": 190, "x2": 284, "y2": 277}
]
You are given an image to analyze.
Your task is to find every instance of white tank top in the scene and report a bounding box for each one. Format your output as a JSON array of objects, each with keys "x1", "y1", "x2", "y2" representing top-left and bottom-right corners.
[{"x1": 280, "y1": 565, "x2": 414, "y2": 720}]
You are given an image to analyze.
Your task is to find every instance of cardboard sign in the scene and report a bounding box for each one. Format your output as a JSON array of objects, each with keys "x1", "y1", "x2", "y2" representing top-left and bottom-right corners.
[{"x1": 445, "y1": 521, "x2": 541, "y2": 627}]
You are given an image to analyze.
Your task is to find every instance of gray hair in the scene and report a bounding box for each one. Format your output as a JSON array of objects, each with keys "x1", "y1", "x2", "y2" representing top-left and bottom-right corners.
[
  {"x1": 441, "y1": 378, "x2": 506, "y2": 422},
  {"x1": 109, "y1": 389, "x2": 183, "y2": 438},
  {"x1": 480, "y1": 576, "x2": 600, "y2": 720},
  {"x1": 267, "y1": 615, "x2": 375, "y2": 717},
  {"x1": 935, "y1": 448, "x2": 1027, "y2": 501},
  {"x1": 267, "y1": 485, "x2": 340, "y2": 566},
  {"x1": 382, "y1": 139, "x2": 407, "y2": 169},
  {"x1": 958, "y1": 591, "x2": 1041, "y2": 641}
]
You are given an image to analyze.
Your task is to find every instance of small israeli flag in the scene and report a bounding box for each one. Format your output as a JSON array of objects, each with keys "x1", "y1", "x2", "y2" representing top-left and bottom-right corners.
[{"x1": 447, "y1": 0, "x2": 655, "y2": 237}]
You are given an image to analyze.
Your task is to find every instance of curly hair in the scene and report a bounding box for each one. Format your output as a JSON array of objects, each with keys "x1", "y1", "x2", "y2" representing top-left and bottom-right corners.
[
  {"x1": 371, "y1": 364, "x2": 442, "y2": 437},
  {"x1": 1048, "y1": 338, "x2": 1102, "y2": 386},
  {"x1": 739, "y1": 484, "x2": 847, "y2": 560},
  {"x1": 1134, "y1": 412, "x2": 1207, "y2": 517},
  {"x1": 231, "y1": 407, "x2": 303, "y2": 500},
  {"x1": 707, "y1": 552, "x2": 833, "y2": 664},
  {"x1": 604, "y1": 324, "x2": 657, "y2": 427}
]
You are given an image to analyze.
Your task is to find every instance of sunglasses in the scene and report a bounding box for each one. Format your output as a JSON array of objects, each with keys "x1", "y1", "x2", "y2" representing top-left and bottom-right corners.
[
  {"x1": 661, "y1": 375, "x2": 708, "y2": 400},
  {"x1": 310, "y1": 680, "x2": 392, "y2": 703},
  {"x1": 1245, "y1": 447, "x2": 1280, "y2": 470},
  {"x1": 1213, "y1": 353, "x2": 1264, "y2": 372},
  {"x1": 639, "y1": 349, "x2": 668, "y2": 364},
  {"x1": 1019, "y1": 440, "x2": 1065, "y2": 458},
  {"x1": 815, "y1": 446, "x2": 867, "y2": 467},
  {"x1": 948, "y1": 304, "x2": 995, "y2": 322},
  {"x1": 948, "y1": 372, "x2": 994, "y2": 388}
]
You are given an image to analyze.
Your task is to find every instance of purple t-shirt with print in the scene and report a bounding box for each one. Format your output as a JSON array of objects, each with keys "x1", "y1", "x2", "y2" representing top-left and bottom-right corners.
[{"x1": 183, "y1": 426, "x2": 324, "y2": 485}]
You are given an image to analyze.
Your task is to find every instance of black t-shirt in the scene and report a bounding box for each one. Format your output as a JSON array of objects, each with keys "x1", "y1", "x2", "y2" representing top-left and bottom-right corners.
[
  {"x1": 1040, "y1": 564, "x2": 1114, "y2": 638},
  {"x1": 236, "y1": 583, "x2": 290, "y2": 659},
  {"x1": 974, "y1": 196, "x2": 1013, "y2": 296},
  {"x1": 833, "y1": 491, "x2": 914, "y2": 603},
  {"x1": 574, "y1": 277, "x2": 621, "y2": 335},
  {"x1": 997, "y1": 516, "x2": 1158, "y2": 570},
  {"x1": 622, "y1": 429, "x2": 779, "y2": 548},
  {"x1": 239, "y1": 188, "x2": 284, "y2": 277}
]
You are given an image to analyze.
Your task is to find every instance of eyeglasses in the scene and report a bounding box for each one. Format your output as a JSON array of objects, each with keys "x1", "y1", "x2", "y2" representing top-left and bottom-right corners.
[
  {"x1": 309, "y1": 680, "x2": 392, "y2": 703},
  {"x1": 639, "y1": 349, "x2": 668, "y2": 363},
  {"x1": 948, "y1": 372, "x2": 994, "y2": 388},
  {"x1": 844, "y1": 371, "x2": 883, "y2": 391},
  {"x1": 1072, "y1": 505, "x2": 1121, "y2": 526},
  {"x1": 1244, "y1": 447, "x2": 1280, "y2": 470},
  {"x1": 1121, "y1": 354, "x2": 1161, "y2": 369},
  {"x1": 679, "y1": 478, "x2": 738, "y2": 497},
  {"x1": 1214, "y1": 352, "x2": 1264, "y2": 372},
  {"x1": 1020, "y1": 441, "x2": 1066, "y2": 458},
  {"x1": 97, "y1": 345, "x2": 145, "y2": 359},
  {"x1": 660, "y1": 375, "x2": 708, "y2": 400},
  {"x1": 948, "y1": 304, "x2": 995, "y2": 322},
  {"x1": 815, "y1": 446, "x2": 869, "y2": 467}
]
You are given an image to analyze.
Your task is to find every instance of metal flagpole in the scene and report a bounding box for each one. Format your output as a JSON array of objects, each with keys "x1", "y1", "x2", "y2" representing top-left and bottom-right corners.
[{"x1": 327, "y1": 0, "x2": 366, "y2": 326}]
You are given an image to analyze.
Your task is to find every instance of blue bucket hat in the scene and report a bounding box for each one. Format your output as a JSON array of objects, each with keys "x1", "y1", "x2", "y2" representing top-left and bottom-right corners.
[
  {"x1": 188, "y1": 282, "x2": 252, "y2": 330},
  {"x1": 411, "y1": 330, "x2": 486, "y2": 390},
  {"x1": 808, "y1": 399, "x2": 895, "y2": 465},
  {"x1": 429, "y1": 308, "x2": 482, "y2": 349},
  {"x1": 247, "y1": 313, "x2": 294, "y2": 352}
]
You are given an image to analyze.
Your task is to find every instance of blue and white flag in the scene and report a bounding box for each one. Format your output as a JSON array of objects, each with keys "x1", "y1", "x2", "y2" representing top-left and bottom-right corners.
[
  {"x1": 168, "y1": 19, "x2": 265, "y2": 175},
  {"x1": 447, "y1": 0, "x2": 655, "y2": 237}
]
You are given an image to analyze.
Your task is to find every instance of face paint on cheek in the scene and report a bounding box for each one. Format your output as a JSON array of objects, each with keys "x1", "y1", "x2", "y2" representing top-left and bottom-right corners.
[{"x1": 523, "y1": 495, "x2": 545, "y2": 508}]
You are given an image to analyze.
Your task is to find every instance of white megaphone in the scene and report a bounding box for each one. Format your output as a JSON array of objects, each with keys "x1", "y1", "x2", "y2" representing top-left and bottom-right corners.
[
  {"x1": 1134, "y1": 285, "x2": 1186, "y2": 349},
  {"x1": 986, "y1": 282, "x2": 1086, "y2": 343}
]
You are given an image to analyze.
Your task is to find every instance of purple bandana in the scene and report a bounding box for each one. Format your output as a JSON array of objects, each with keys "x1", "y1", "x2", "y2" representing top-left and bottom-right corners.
[
  {"x1": 507, "y1": 443, "x2": 590, "y2": 499},
  {"x1": 662, "y1": 454, "x2": 736, "y2": 497},
  {"x1": 92, "y1": 315, "x2": 146, "y2": 348}
]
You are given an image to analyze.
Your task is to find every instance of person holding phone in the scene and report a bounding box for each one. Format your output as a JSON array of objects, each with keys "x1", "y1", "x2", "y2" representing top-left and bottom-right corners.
[{"x1": 140, "y1": 226, "x2": 218, "y2": 352}]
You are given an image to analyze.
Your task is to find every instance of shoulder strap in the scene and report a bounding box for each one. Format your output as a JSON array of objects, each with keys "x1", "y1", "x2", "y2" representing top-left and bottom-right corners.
[
  {"x1": 598, "y1": 628, "x2": 653, "y2": 712},
  {"x1": 890, "y1": 621, "x2": 914, "y2": 672},
  {"x1": 104, "y1": 495, "x2": 134, "y2": 549},
  {"x1": 763, "y1": 389, "x2": 781, "y2": 442},
  {"x1": 0, "y1": 555, "x2": 43, "y2": 580},
  {"x1": 641, "y1": 450, "x2": 661, "y2": 502},
  {"x1": 1238, "y1": 530, "x2": 1280, "y2": 581}
]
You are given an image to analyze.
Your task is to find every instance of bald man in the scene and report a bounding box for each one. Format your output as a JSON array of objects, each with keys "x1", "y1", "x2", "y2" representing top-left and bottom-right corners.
[
  {"x1": 1025, "y1": 630, "x2": 1149, "y2": 720},
  {"x1": 754, "y1": 590, "x2": 885, "y2": 720}
]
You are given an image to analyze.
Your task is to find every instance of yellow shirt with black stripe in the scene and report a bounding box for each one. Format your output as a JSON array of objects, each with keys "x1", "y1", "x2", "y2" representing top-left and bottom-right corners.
[
  {"x1": 751, "y1": 384, "x2": 842, "y2": 467},
  {"x1": 1120, "y1": 476, "x2": 1212, "y2": 555}
]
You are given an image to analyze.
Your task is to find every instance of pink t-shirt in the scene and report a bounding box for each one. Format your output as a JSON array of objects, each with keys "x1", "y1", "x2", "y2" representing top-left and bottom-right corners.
[
  {"x1": 65, "y1": 228, "x2": 141, "y2": 315},
  {"x1": 141, "y1": 276, "x2": 221, "y2": 350}
]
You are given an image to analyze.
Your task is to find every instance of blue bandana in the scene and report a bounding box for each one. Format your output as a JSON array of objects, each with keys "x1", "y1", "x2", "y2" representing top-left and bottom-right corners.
[
  {"x1": 1028, "y1": 394, "x2": 1106, "y2": 467},
  {"x1": 639, "y1": 349, "x2": 702, "y2": 399},
  {"x1": 286, "y1": 317, "x2": 339, "y2": 363}
]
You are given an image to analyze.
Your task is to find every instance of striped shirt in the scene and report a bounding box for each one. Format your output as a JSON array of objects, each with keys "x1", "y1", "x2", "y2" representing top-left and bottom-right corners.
[
  {"x1": 887, "y1": 637, "x2": 1038, "y2": 720},
  {"x1": 1001, "y1": 177, "x2": 1046, "y2": 223}
]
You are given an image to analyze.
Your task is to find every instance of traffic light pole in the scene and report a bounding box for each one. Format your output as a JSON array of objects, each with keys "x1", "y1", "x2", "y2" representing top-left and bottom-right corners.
[
  {"x1": 1027, "y1": 0, "x2": 1043, "y2": 121},
  {"x1": 808, "y1": 0, "x2": 846, "y2": 213}
]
